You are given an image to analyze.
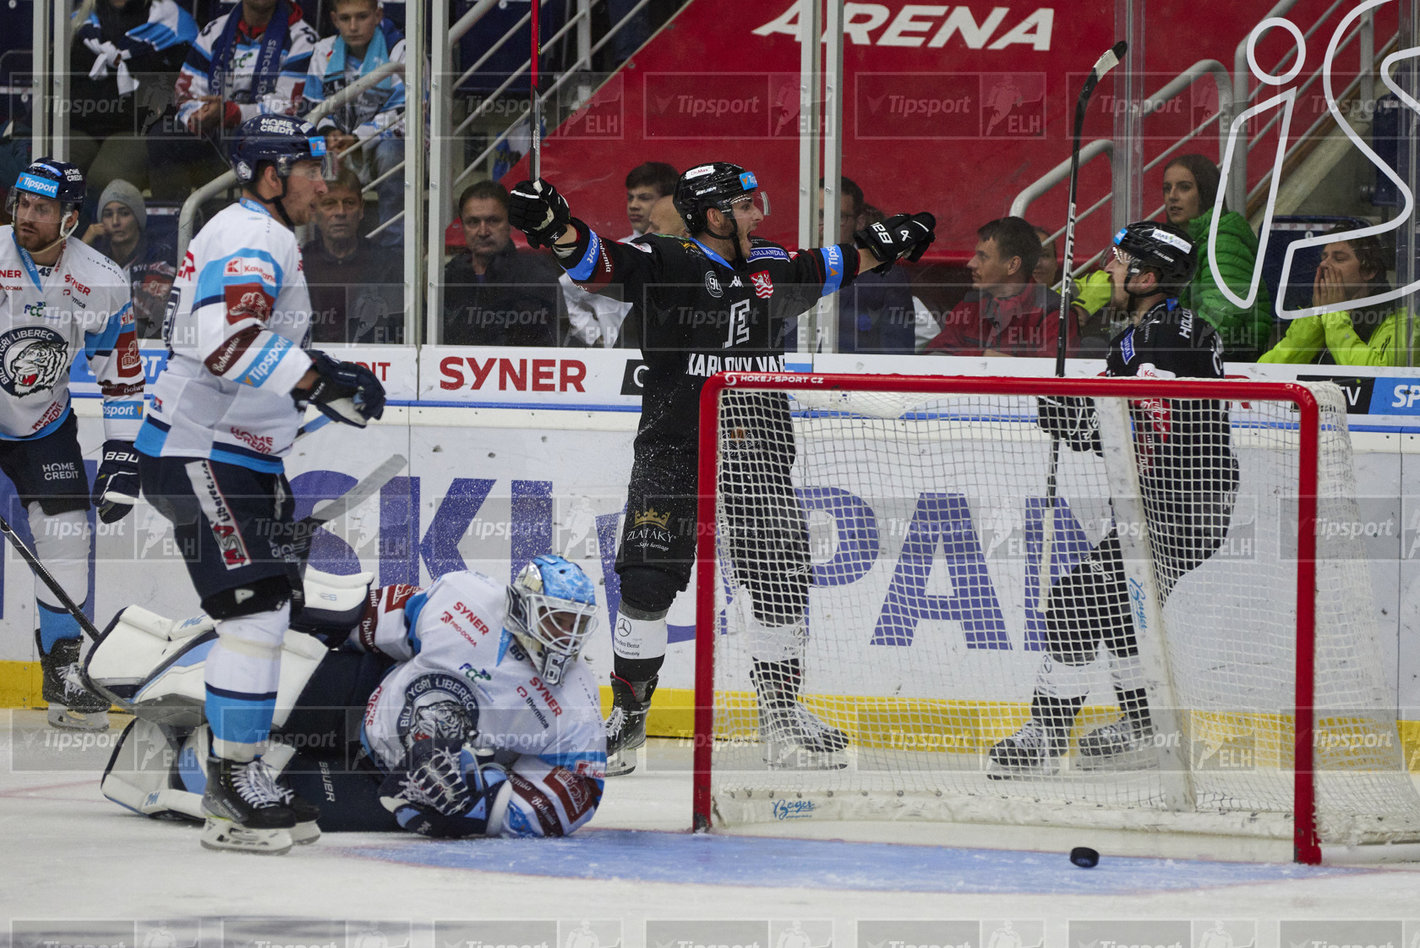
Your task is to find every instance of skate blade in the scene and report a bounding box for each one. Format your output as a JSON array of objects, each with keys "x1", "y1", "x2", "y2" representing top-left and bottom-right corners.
[
  {"x1": 763, "y1": 744, "x2": 848, "y2": 770},
  {"x1": 985, "y1": 757, "x2": 1061, "y2": 780},
  {"x1": 201, "y1": 818, "x2": 294, "y2": 855},
  {"x1": 605, "y1": 744, "x2": 640, "y2": 777},
  {"x1": 1076, "y1": 747, "x2": 1159, "y2": 772},
  {"x1": 291, "y1": 820, "x2": 321, "y2": 845},
  {"x1": 47, "y1": 707, "x2": 110, "y2": 731}
]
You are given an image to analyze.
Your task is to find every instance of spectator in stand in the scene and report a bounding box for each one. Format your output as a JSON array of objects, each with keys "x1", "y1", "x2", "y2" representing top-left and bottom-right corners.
[
  {"x1": 443, "y1": 181, "x2": 566, "y2": 347},
  {"x1": 1033, "y1": 225, "x2": 1058, "y2": 286},
  {"x1": 84, "y1": 180, "x2": 176, "y2": 340},
  {"x1": 1162, "y1": 153, "x2": 1271, "y2": 362},
  {"x1": 833, "y1": 181, "x2": 917, "y2": 355},
  {"x1": 302, "y1": 168, "x2": 403, "y2": 344},
  {"x1": 622, "y1": 161, "x2": 679, "y2": 240},
  {"x1": 305, "y1": 0, "x2": 406, "y2": 247},
  {"x1": 923, "y1": 215, "x2": 1071, "y2": 357},
  {"x1": 70, "y1": 0, "x2": 199, "y2": 204},
  {"x1": 1259, "y1": 230, "x2": 1405, "y2": 366},
  {"x1": 153, "y1": 0, "x2": 318, "y2": 198},
  {"x1": 1033, "y1": 223, "x2": 1116, "y2": 359}
]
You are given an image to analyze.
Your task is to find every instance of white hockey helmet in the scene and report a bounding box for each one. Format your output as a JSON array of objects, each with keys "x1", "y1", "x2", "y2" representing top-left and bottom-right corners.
[{"x1": 504, "y1": 555, "x2": 598, "y2": 686}]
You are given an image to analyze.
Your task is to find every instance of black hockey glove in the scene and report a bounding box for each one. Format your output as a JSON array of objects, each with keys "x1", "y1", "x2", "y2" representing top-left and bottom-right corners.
[
  {"x1": 92, "y1": 439, "x2": 141, "y2": 523},
  {"x1": 508, "y1": 178, "x2": 572, "y2": 248},
  {"x1": 379, "y1": 739, "x2": 509, "y2": 838},
  {"x1": 854, "y1": 211, "x2": 937, "y2": 272},
  {"x1": 296, "y1": 351, "x2": 386, "y2": 428},
  {"x1": 1037, "y1": 395, "x2": 1100, "y2": 451}
]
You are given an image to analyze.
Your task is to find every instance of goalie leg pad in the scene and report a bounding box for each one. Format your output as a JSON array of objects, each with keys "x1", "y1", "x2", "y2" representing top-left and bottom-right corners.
[{"x1": 100, "y1": 718, "x2": 205, "y2": 821}]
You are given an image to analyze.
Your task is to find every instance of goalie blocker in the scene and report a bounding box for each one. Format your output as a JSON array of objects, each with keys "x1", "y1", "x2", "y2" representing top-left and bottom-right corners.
[{"x1": 93, "y1": 561, "x2": 607, "y2": 845}]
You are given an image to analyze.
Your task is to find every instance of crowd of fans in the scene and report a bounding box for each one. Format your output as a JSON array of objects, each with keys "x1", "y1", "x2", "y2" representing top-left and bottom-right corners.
[{"x1": 1, "y1": 0, "x2": 1403, "y2": 365}]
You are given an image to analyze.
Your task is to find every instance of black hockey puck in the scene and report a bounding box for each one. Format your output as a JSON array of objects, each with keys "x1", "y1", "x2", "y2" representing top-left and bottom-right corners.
[{"x1": 1069, "y1": 846, "x2": 1100, "y2": 868}]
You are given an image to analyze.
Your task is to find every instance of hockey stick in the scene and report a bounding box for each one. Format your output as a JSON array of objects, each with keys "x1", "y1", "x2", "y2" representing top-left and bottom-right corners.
[
  {"x1": 529, "y1": 0, "x2": 542, "y2": 180},
  {"x1": 0, "y1": 511, "x2": 104, "y2": 641},
  {"x1": 1039, "y1": 40, "x2": 1127, "y2": 608},
  {"x1": 300, "y1": 452, "x2": 408, "y2": 530}
]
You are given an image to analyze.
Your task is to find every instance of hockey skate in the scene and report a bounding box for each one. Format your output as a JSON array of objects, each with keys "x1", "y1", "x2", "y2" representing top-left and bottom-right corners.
[
  {"x1": 1076, "y1": 716, "x2": 1157, "y2": 771},
  {"x1": 37, "y1": 632, "x2": 110, "y2": 731},
  {"x1": 751, "y1": 660, "x2": 848, "y2": 770},
  {"x1": 604, "y1": 674, "x2": 657, "y2": 776},
  {"x1": 986, "y1": 719, "x2": 1067, "y2": 778},
  {"x1": 201, "y1": 755, "x2": 297, "y2": 855}
]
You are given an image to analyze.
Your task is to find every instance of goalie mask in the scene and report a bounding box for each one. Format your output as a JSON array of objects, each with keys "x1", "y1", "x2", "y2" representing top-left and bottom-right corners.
[{"x1": 504, "y1": 555, "x2": 598, "y2": 686}]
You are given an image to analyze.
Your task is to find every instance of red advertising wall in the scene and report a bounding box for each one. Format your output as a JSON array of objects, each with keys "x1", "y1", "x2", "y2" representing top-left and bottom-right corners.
[{"x1": 503, "y1": 0, "x2": 1385, "y2": 264}]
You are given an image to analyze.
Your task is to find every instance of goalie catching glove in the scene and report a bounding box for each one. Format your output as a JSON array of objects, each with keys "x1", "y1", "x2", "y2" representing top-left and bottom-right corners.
[
  {"x1": 508, "y1": 178, "x2": 574, "y2": 249},
  {"x1": 92, "y1": 440, "x2": 141, "y2": 523},
  {"x1": 379, "y1": 738, "x2": 511, "y2": 838},
  {"x1": 294, "y1": 351, "x2": 386, "y2": 428},
  {"x1": 854, "y1": 212, "x2": 937, "y2": 272}
]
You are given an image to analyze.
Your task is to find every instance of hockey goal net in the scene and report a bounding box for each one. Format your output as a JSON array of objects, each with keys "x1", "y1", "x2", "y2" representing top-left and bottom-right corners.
[{"x1": 692, "y1": 372, "x2": 1420, "y2": 863}]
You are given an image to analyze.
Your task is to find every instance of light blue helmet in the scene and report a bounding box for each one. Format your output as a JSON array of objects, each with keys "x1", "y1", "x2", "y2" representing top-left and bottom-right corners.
[{"x1": 505, "y1": 554, "x2": 597, "y2": 686}]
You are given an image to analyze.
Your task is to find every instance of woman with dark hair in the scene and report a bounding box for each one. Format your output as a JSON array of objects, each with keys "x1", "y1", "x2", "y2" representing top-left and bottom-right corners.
[
  {"x1": 1259, "y1": 230, "x2": 1405, "y2": 365},
  {"x1": 1162, "y1": 153, "x2": 1272, "y2": 361}
]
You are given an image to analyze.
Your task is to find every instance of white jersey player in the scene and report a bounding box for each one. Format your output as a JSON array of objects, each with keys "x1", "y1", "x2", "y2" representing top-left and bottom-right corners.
[
  {"x1": 94, "y1": 557, "x2": 607, "y2": 845},
  {"x1": 135, "y1": 114, "x2": 386, "y2": 854},
  {"x1": 1, "y1": 158, "x2": 144, "y2": 731}
]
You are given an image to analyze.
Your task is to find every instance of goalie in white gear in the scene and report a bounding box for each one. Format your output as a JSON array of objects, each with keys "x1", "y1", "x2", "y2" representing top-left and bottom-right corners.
[{"x1": 92, "y1": 557, "x2": 607, "y2": 847}]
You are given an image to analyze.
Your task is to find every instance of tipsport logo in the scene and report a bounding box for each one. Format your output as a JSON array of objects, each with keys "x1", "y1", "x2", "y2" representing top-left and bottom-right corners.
[{"x1": 855, "y1": 73, "x2": 1045, "y2": 139}]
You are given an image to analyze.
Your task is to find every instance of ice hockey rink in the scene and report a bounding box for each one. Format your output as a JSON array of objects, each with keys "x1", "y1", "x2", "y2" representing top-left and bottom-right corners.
[{"x1": 3, "y1": 710, "x2": 1418, "y2": 948}]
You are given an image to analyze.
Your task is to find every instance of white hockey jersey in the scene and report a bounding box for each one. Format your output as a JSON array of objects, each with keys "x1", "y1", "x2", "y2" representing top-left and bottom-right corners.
[
  {"x1": 357, "y1": 570, "x2": 606, "y2": 838},
  {"x1": 137, "y1": 198, "x2": 313, "y2": 471},
  {"x1": 0, "y1": 229, "x2": 143, "y2": 441}
]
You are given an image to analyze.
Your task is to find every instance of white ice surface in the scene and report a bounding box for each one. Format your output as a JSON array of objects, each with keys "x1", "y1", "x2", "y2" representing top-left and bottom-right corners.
[{"x1": 3, "y1": 710, "x2": 1418, "y2": 947}]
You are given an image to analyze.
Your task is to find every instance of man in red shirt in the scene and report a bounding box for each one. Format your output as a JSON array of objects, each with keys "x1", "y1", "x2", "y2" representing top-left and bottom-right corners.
[{"x1": 924, "y1": 215, "x2": 1073, "y2": 358}]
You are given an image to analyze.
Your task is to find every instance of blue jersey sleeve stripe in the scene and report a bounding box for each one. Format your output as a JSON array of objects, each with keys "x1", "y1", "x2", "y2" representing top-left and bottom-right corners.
[
  {"x1": 539, "y1": 750, "x2": 608, "y2": 768},
  {"x1": 83, "y1": 305, "x2": 128, "y2": 357},
  {"x1": 565, "y1": 230, "x2": 602, "y2": 281}
]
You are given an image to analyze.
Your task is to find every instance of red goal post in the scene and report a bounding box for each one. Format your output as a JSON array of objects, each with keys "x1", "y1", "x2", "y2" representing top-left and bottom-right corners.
[{"x1": 691, "y1": 372, "x2": 1419, "y2": 865}]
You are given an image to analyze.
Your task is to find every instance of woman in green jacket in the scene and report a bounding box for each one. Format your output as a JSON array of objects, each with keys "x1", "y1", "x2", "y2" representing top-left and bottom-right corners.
[
  {"x1": 1163, "y1": 154, "x2": 1272, "y2": 362},
  {"x1": 1259, "y1": 230, "x2": 1406, "y2": 366}
]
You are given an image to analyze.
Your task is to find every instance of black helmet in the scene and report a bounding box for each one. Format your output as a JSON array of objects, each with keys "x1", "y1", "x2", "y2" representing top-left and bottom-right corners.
[
  {"x1": 229, "y1": 115, "x2": 330, "y2": 184},
  {"x1": 1112, "y1": 221, "x2": 1197, "y2": 290},
  {"x1": 674, "y1": 161, "x2": 759, "y2": 235}
]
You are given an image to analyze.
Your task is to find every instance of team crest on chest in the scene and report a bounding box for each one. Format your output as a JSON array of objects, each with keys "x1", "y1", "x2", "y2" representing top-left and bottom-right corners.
[{"x1": 0, "y1": 326, "x2": 68, "y2": 397}]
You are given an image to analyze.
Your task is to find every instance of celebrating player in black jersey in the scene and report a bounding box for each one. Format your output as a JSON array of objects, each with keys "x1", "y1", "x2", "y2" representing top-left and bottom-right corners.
[
  {"x1": 509, "y1": 165, "x2": 935, "y2": 772},
  {"x1": 989, "y1": 220, "x2": 1239, "y2": 778}
]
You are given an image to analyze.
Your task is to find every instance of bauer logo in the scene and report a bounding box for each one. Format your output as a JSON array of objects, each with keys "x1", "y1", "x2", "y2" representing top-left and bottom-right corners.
[
  {"x1": 1069, "y1": 919, "x2": 1189, "y2": 948},
  {"x1": 646, "y1": 919, "x2": 769, "y2": 948},
  {"x1": 435, "y1": 919, "x2": 556, "y2": 948},
  {"x1": 857, "y1": 919, "x2": 979, "y2": 948},
  {"x1": 1279, "y1": 919, "x2": 1402, "y2": 948}
]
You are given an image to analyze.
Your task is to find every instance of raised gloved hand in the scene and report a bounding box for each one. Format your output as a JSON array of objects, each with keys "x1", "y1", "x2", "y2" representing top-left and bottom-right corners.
[
  {"x1": 508, "y1": 178, "x2": 572, "y2": 248},
  {"x1": 1036, "y1": 394, "x2": 1100, "y2": 450},
  {"x1": 296, "y1": 351, "x2": 386, "y2": 428},
  {"x1": 854, "y1": 211, "x2": 937, "y2": 272},
  {"x1": 379, "y1": 739, "x2": 509, "y2": 838},
  {"x1": 92, "y1": 440, "x2": 140, "y2": 523}
]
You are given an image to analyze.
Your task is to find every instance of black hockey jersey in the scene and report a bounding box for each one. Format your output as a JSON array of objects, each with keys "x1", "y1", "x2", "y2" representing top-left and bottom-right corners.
[{"x1": 563, "y1": 231, "x2": 860, "y2": 455}]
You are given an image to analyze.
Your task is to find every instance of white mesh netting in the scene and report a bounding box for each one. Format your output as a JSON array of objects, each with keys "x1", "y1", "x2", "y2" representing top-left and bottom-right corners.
[{"x1": 700, "y1": 377, "x2": 1420, "y2": 850}]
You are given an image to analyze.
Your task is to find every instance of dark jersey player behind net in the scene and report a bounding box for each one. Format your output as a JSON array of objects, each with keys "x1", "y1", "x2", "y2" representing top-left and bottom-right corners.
[
  {"x1": 508, "y1": 165, "x2": 935, "y2": 772},
  {"x1": 989, "y1": 220, "x2": 1240, "y2": 777}
]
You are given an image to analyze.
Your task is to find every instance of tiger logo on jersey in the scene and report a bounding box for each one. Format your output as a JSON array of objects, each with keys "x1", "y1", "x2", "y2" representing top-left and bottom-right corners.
[{"x1": 0, "y1": 327, "x2": 68, "y2": 397}]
